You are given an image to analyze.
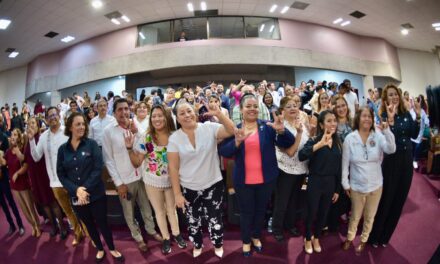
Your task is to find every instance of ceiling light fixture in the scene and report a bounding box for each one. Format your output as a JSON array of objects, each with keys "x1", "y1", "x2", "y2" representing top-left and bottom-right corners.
[
  {"x1": 269, "y1": 25, "x2": 275, "y2": 32},
  {"x1": 111, "y1": 18, "x2": 120, "y2": 25},
  {"x1": 280, "y1": 6, "x2": 289, "y2": 14},
  {"x1": 260, "y1": 24, "x2": 265, "y2": 32},
  {"x1": 187, "y1": 3, "x2": 194, "y2": 12},
  {"x1": 8, "y1": 51, "x2": 19, "y2": 58},
  {"x1": 401, "y1": 28, "x2": 409, "y2": 35},
  {"x1": 270, "y1": 5, "x2": 278, "y2": 13},
  {"x1": 201, "y1": 2, "x2": 207, "y2": 11},
  {"x1": 139, "y1": 32, "x2": 145, "y2": 39},
  {"x1": 341, "y1": 20, "x2": 351, "y2": 27},
  {"x1": 0, "y1": 19, "x2": 11, "y2": 30},
  {"x1": 435, "y1": 27, "x2": 440, "y2": 31},
  {"x1": 333, "y1": 18, "x2": 343, "y2": 24},
  {"x1": 432, "y1": 22, "x2": 440, "y2": 27},
  {"x1": 91, "y1": 0, "x2": 103, "y2": 9},
  {"x1": 61, "y1": 36, "x2": 75, "y2": 43},
  {"x1": 121, "y1": 15, "x2": 130, "y2": 22}
]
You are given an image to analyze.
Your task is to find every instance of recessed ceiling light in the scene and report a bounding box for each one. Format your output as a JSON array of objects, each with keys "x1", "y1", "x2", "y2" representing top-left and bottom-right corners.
[
  {"x1": 61, "y1": 36, "x2": 75, "y2": 43},
  {"x1": 201, "y1": 2, "x2": 207, "y2": 11},
  {"x1": 91, "y1": 0, "x2": 103, "y2": 9},
  {"x1": 270, "y1": 5, "x2": 278, "y2": 13},
  {"x1": 139, "y1": 32, "x2": 145, "y2": 39},
  {"x1": 280, "y1": 6, "x2": 289, "y2": 14},
  {"x1": 341, "y1": 21, "x2": 351, "y2": 27},
  {"x1": 0, "y1": 19, "x2": 11, "y2": 30},
  {"x1": 260, "y1": 24, "x2": 265, "y2": 32},
  {"x1": 187, "y1": 3, "x2": 194, "y2": 12},
  {"x1": 121, "y1": 15, "x2": 130, "y2": 22},
  {"x1": 432, "y1": 22, "x2": 440, "y2": 27},
  {"x1": 111, "y1": 18, "x2": 120, "y2": 25},
  {"x1": 401, "y1": 28, "x2": 409, "y2": 35},
  {"x1": 333, "y1": 18, "x2": 343, "y2": 24},
  {"x1": 8, "y1": 51, "x2": 19, "y2": 58},
  {"x1": 269, "y1": 25, "x2": 275, "y2": 32}
]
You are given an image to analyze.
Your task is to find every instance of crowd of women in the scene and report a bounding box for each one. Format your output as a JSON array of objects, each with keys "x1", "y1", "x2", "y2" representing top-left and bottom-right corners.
[{"x1": 0, "y1": 79, "x2": 428, "y2": 261}]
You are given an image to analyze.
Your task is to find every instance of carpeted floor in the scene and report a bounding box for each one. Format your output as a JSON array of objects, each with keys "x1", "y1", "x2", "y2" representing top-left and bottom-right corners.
[{"x1": 1, "y1": 171, "x2": 439, "y2": 264}]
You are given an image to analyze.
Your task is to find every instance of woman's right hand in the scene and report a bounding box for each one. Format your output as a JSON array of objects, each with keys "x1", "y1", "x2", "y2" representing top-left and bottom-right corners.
[
  {"x1": 234, "y1": 126, "x2": 252, "y2": 147},
  {"x1": 27, "y1": 127, "x2": 35, "y2": 140},
  {"x1": 123, "y1": 130, "x2": 135, "y2": 149},
  {"x1": 345, "y1": 189, "x2": 351, "y2": 198},
  {"x1": 175, "y1": 194, "x2": 189, "y2": 213},
  {"x1": 318, "y1": 129, "x2": 333, "y2": 148}
]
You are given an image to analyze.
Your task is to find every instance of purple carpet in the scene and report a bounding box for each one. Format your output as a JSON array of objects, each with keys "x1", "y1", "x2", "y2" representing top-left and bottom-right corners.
[{"x1": 1, "y1": 171, "x2": 439, "y2": 264}]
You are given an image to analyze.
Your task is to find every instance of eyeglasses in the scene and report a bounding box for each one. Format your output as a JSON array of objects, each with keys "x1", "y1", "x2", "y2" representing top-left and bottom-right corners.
[{"x1": 362, "y1": 144, "x2": 368, "y2": 160}]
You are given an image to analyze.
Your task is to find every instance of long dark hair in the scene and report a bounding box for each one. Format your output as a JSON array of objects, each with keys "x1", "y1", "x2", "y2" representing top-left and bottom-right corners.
[
  {"x1": 147, "y1": 105, "x2": 176, "y2": 144},
  {"x1": 316, "y1": 110, "x2": 341, "y2": 149}
]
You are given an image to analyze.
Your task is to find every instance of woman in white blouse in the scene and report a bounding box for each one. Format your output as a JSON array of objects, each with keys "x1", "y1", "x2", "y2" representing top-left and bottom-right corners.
[
  {"x1": 272, "y1": 95, "x2": 310, "y2": 241},
  {"x1": 124, "y1": 105, "x2": 187, "y2": 255},
  {"x1": 133, "y1": 101, "x2": 150, "y2": 133},
  {"x1": 167, "y1": 101, "x2": 235, "y2": 258},
  {"x1": 341, "y1": 107, "x2": 396, "y2": 254}
]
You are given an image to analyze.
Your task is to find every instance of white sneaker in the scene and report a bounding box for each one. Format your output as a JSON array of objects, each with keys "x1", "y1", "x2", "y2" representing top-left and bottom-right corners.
[{"x1": 413, "y1": 161, "x2": 418, "y2": 169}]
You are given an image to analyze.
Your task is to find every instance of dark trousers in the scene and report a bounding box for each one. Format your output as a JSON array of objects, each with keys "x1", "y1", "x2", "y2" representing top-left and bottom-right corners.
[
  {"x1": 369, "y1": 150, "x2": 413, "y2": 245},
  {"x1": 73, "y1": 196, "x2": 115, "y2": 251},
  {"x1": 305, "y1": 176, "x2": 335, "y2": 240},
  {"x1": 0, "y1": 173, "x2": 23, "y2": 228},
  {"x1": 236, "y1": 181, "x2": 275, "y2": 244},
  {"x1": 182, "y1": 181, "x2": 224, "y2": 249},
  {"x1": 327, "y1": 187, "x2": 351, "y2": 231},
  {"x1": 272, "y1": 170, "x2": 305, "y2": 234}
]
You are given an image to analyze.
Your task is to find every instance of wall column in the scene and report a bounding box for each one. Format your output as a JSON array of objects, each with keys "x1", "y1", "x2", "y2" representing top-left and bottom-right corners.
[{"x1": 362, "y1": 75, "x2": 374, "y2": 105}]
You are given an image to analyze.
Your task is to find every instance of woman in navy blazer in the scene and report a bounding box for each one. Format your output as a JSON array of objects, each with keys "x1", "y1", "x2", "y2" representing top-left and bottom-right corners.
[{"x1": 219, "y1": 93, "x2": 294, "y2": 256}]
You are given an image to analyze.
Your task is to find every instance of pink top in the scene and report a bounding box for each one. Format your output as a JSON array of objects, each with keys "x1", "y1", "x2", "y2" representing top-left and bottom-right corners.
[
  {"x1": 244, "y1": 131, "x2": 264, "y2": 184},
  {"x1": 230, "y1": 90, "x2": 242, "y2": 105}
]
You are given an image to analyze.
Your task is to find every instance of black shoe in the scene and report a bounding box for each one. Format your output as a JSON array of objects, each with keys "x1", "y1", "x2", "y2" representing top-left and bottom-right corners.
[
  {"x1": 95, "y1": 251, "x2": 106, "y2": 263},
  {"x1": 60, "y1": 229, "x2": 68, "y2": 240},
  {"x1": 174, "y1": 234, "x2": 187, "y2": 249},
  {"x1": 273, "y1": 233, "x2": 284, "y2": 242},
  {"x1": 162, "y1": 239, "x2": 171, "y2": 255},
  {"x1": 288, "y1": 228, "x2": 301, "y2": 237},
  {"x1": 111, "y1": 252, "x2": 124, "y2": 262},
  {"x1": 7, "y1": 226, "x2": 16, "y2": 236}
]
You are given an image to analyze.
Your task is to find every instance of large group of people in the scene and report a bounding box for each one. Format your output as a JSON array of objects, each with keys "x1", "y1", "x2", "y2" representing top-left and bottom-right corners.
[{"x1": 0, "y1": 78, "x2": 430, "y2": 261}]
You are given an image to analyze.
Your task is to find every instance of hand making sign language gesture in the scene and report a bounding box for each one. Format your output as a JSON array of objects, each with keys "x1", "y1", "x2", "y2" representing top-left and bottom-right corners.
[{"x1": 266, "y1": 112, "x2": 286, "y2": 135}]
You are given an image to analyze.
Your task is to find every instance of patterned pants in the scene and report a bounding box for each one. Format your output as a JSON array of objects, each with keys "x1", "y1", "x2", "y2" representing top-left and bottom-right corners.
[{"x1": 182, "y1": 181, "x2": 224, "y2": 249}]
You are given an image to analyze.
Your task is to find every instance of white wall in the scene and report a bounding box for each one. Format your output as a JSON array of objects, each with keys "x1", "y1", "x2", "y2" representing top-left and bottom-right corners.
[
  {"x1": 398, "y1": 48, "x2": 440, "y2": 97},
  {"x1": 59, "y1": 76, "x2": 126, "y2": 101},
  {"x1": 0, "y1": 66, "x2": 27, "y2": 107}
]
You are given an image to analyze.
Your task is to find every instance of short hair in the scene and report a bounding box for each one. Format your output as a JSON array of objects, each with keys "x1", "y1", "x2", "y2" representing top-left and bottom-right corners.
[
  {"x1": 113, "y1": 98, "x2": 128, "y2": 113},
  {"x1": 64, "y1": 112, "x2": 89, "y2": 139},
  {"x1": 45, "y1": 106, "x2": 59, "y2": 118},
  {"x1": 353, "y1": 106, "x2": 375, "y2": 132}
]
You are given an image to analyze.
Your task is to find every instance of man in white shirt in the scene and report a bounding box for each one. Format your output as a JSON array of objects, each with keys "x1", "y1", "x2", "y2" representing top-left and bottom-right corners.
[
  {"x1": 28, "y1": 106, "x2": 85, "y2": 246},
  {"x1": 102, "y1": 98, "x2": 161, "y2": 252},
  {"x1": 269, "y1": 82, "x2": 281, "y2": 107},
  {"x1": 341, "y1": 79, "x2": 359, "y2": 119},
  {"x1": 89, "y1": 99, "x2": 116, "y2": 146}
]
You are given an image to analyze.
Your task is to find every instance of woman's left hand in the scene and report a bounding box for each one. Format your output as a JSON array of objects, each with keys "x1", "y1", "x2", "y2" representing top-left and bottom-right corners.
[
  {"x1": 332, "y1": 193, "x2": 339, "y2": 203},
  {"x1": 414, "y1": 98, "x2": 422, "y2": 116},
  {"x1": 204, "y1": 102, "x2": 222, "y2": 117},
  {"x1": 12, "y1": 172, "x2": 18, "y2": 183},
  {"x1": 267, "y1": 112, "x2": 285, "y2": 134}
]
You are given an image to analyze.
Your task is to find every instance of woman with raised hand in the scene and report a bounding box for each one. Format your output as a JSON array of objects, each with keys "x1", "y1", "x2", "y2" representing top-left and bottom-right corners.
[
  {"x1": 168, "y1": 100, "x2": 235, "y2": 258},
  {"x1": 368, "y1": 84, "x2": 421, "y2": 248},
  {"x1": 219, "y1": 93, "x2": 294, "y2": 257},
  {"x1": 57, "y1": 113, "x2": 123, "y2": 262},
  {"x1": 272, "y1": 95, "x2": 310, "y2": 242},
  {"x1": 341, "y1": 107, "x2": 396, "y2": 254},
  {"x1": 124, "y1": 105, "x2": 187, "y2": 255},
  {"x1": 299, "y1": 110, "x2": 342, "y2": 254},
  {"x1": 0, "y1": 128, "x2": 40, "y2": 237}
]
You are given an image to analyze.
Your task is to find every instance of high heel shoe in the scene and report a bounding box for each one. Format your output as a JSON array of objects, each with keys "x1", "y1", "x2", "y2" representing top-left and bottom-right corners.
[
  {"x1": 214, "y1": 246, "x2": 224, "y2": 258},
  {"x1": 312, "y1": 237, "x2": 322, "y2": 253},
  {"x1": 242, "y1": 244, "x2": 252, "y2": 257},
  {"x1": 110, "y1": 250, "x2": 124, "y2": 262},
  {"x1": 304, "y1": 238, "x2": 313, "y2": 254},
  {"x1": 193, "y1": 247, "x2": 203, "y2": 258},
  {"x1": 95, "y1": 251, "x2": 106, "y2": 263},
  {"x1": 251, "y1": 238, "x2": 262, "y2": 252}
]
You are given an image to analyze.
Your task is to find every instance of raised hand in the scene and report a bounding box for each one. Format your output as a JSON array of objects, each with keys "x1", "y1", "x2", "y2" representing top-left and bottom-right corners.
[
  {"x1": 204, "y1": 102, "x2": 222, "y2": 117},
  {"x1": 294, "y1": 117, "x2": 303, "y2": 134},
  {"x1": 27, "y1": 127, "x2": 35, "y2": 140},
  {"x1": 239, "y1": 78, "x2": 247, "y2": 86},
  {"x1": 234, "y1": 126, "x2": 253, "y2": 147},
  {"x1": 385, "y1": 102, "x2": 397, "y2": 121},
  {"x1": 414, "y1": 98, "x2": 422, "y2": 116},
  {"x1": 319, "y1": 129, "x2": 333, "y2": 148},
  {"x1": 124, "y1": 130, "x2": 135, "y2": 149},
  {"x1": 267, "y1": 112, "x2": 285, "y2": 133},
  {"x1": 128, "y1": 119, "x2": 138, "y2": 134}
]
